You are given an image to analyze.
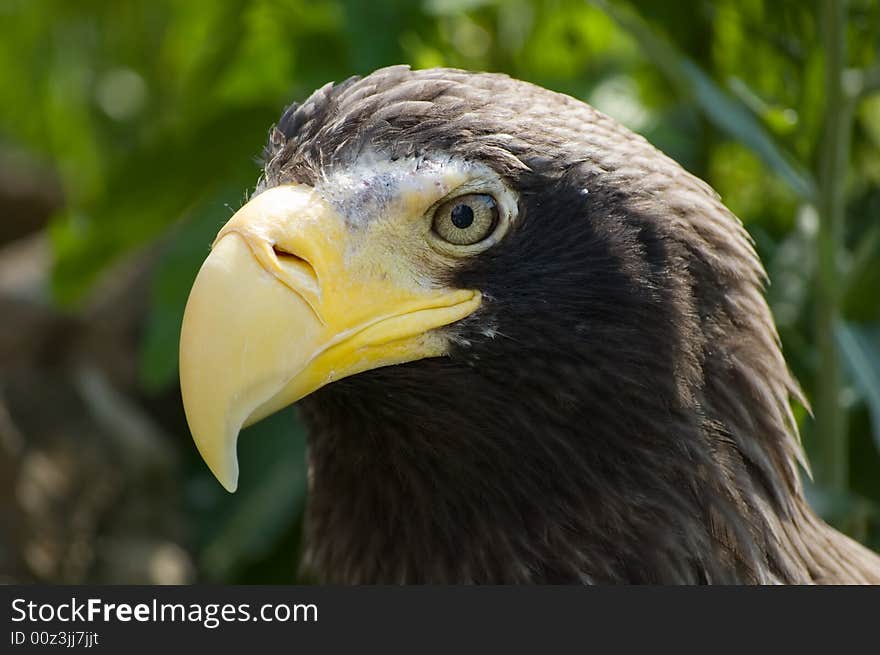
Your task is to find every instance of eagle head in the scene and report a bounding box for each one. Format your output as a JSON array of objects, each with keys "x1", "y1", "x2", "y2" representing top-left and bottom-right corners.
[{"x1": 179, "y1": 66, "x2": 880, "y2": 584}]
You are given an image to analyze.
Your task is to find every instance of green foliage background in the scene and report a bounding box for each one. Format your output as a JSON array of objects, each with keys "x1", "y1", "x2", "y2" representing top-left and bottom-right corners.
[{"x1": 1, "y1": 0, "x2": 879, "y2": 581}]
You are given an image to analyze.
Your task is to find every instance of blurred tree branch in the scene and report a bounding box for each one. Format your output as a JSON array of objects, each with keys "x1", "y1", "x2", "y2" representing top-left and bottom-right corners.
[{"x1": 814, "y1": 0, "x2": 853, "y2": 493}]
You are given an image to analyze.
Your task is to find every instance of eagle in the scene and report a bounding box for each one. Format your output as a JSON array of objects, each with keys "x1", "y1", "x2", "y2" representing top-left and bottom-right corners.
[{"x1": 178, "y1": 66, "x2": 880, "y2": 584}]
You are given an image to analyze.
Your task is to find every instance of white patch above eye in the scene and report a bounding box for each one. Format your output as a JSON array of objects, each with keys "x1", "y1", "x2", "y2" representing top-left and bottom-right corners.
[{"x1": 314, "y1": 149, "x2": 516, "y2": 231}]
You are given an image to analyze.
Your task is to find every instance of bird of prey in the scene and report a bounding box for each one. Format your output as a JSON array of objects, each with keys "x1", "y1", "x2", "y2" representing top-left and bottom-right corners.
[{"x1": 179, "y1": 66, "x2": 880, "y2": 584}]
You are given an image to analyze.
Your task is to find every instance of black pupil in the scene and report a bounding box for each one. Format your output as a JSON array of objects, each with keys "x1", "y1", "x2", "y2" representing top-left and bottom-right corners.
[{"x1": 450, "y1": 204, "x2": 474, "y2": 229}]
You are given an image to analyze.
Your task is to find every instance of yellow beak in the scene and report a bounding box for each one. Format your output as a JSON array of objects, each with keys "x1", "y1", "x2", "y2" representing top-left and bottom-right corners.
[{"x1": 179, "y1": 184, "x2": 481, "y2": 491}]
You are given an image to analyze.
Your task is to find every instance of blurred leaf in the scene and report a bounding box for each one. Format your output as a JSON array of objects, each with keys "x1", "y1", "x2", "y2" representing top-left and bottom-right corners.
[
  {"x1": 50, "y1": 107, "x2": 272, "y2": 305},
  {"x1": 340, "y1": 0, "x2": 426, "y2": 73},
  {"x1": 836, "y1": 321, "x2": 880, "y2": 452},
  {"x1": 592, "y1": 0, "x2": 816, "y2": 200},
  {"x1": 424, "y1": 0, "x2": 498, "y2": 15}
]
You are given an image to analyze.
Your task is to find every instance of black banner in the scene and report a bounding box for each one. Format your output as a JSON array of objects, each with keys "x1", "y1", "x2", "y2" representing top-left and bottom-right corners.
[{"x1": 1, "y1": 585, "x2": 876, "y2": 652}]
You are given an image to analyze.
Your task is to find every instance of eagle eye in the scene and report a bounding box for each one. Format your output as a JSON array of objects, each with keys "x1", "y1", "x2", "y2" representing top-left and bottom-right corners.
[{"x1": 432, "y1": 194, "x2": 499, "y2": 246}]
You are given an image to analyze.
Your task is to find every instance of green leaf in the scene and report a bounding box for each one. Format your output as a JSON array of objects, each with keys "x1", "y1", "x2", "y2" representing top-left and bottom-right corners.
[
  {"x1": 50, "y1": 106, "x2": 273, "y2": 306},
  {"x1": 424, "y1": 0, "x2": 498, "y2": 15},
  {"x1": 836, "y1": 321, "x2": 880, "y2": 453},
  {"x1": 591, "y1": 0, "x2": 816, "y2": 200}
]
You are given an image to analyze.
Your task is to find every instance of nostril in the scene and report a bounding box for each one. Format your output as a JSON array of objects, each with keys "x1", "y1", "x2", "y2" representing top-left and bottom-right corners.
[
  {"x1": 273, "y1": 244, "x2": 307, "y2": 265},
  {"x1": 271, "y1": 244, "x2": 319, "y2": 290}
]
